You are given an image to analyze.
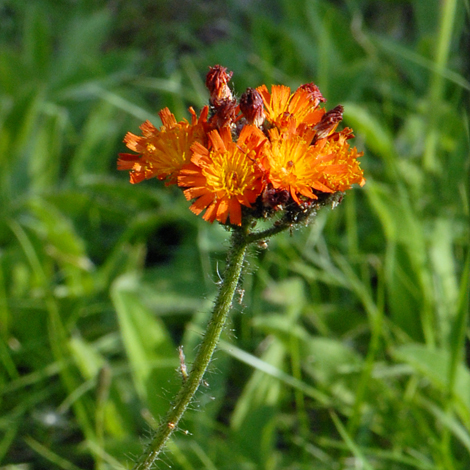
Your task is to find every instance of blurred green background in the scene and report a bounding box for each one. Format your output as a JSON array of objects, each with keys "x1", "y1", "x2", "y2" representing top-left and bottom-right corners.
[{"x1": 1, "y1": 0, "x2": 469, "y2": 469}]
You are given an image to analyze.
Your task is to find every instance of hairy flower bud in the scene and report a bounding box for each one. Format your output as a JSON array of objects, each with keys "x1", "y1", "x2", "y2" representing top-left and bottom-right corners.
[
  {"x1": 209, "y1": 98, "x2": 238, "y2": 129},
  {"x1": 206, "y1": 65, "x2": 233, "y2": 105},
  {"x1": 313, "y1": 105, "x2": 344, "y2": 140},
  {"x1": 298, "y1": 83, "x2": 326, "y2": 107},
  {"x1": 240, "y1": 88, "x2": 265, "y2": 128}
]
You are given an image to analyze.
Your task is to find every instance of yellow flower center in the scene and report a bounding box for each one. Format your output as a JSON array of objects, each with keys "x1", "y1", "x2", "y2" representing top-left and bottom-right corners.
[{"x1": 203, "y1": 148, "x2": 256, "y2": 197}]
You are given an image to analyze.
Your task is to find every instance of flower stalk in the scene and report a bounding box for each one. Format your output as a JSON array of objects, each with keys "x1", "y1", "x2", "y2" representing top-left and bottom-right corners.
[
  {"x1": 133, "y1": 226, "x2": 249, "y2": 470},
  {"x1": 132, "y1": 218, "x2": 302, "y2": 469}
]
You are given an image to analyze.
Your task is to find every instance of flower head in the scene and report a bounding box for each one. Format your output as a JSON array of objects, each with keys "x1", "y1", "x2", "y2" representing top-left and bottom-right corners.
[
  {"x1": 118, "y1": 106, "x2": 209, "y2": 184},
  {"x1": 178, "y1": 126, "x2": 266, "y2": 226},
  {"x1": 317, "y1": 128, "x2": 365, "y2": 191},
  {"x1": 257, "y1": 84, "x2": 325, "y2": 130},
  {"x1": 262, "y1": 125, "x2": 333, "y2": 205}
]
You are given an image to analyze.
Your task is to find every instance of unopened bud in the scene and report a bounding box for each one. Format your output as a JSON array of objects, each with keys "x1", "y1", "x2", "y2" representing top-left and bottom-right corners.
[
  {"x1": 206, "y1": 65, "x2": 233, "y2": 105},
  {"x1": 240, "y1": 88, "x2": 265, "y2": 127},
  {"x1": 298, "y1": 83, "x2": 326, "y2": 107},
  {"x1": 262, "y1": 187, "x2": 290, "y2": 210},
  {"x1": 209, "y1": 98, "x2": 238, "y2": 129},
  {"x1": 313, "y1": 105, "x2": 344, "y2": 140}
]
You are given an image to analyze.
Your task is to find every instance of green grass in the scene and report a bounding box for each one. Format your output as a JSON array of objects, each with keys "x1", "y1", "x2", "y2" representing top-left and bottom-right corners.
[{"x1": 1, "y1": 0, "x2": 469, "y2": 468}]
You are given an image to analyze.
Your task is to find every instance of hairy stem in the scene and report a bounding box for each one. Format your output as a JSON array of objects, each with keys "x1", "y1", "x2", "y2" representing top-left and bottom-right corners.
[{"x1": 133, "y1": 227, "x2": 249, "y2": 470}]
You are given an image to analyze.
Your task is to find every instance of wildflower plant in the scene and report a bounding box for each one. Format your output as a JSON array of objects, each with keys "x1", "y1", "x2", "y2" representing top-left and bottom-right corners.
[{"x1": 118, "y1": 65, "x2": 365, "y2": 469}]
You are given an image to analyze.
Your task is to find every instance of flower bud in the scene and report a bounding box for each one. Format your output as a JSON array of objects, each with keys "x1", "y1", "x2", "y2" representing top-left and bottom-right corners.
[
  {"x1": 298, "y1": 83, "x2": 326, "y2": 107},
  {"x1": 209, "y1": 98, "x2": 238, "y2": 129},
  {"x1": 206, "y1": 65, "x2": 233, "y2": 105},
  {"x1": 240, "y1": 88, "x2": 265, "y2": 127},
  {"x1": 313, "y1": 105, "x2": 344, "y2": 140}
]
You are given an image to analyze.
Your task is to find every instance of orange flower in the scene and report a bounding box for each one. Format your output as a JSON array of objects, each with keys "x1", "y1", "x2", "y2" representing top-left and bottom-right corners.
[
  {"x1": 317, "y1": 128, "x2": 366, "y2": 192},
  {"x1": 257, "y1": 84, "x2": 325, "y2": 130},
  {"x1": 178, "y1": 126, "x2": 266, "y2": 225},
  {"x1": 118, "y1": 106, "x2": 209, "y2": 184},
  {"x1": 263, "y1": 126, "x2": 334, "y2": 205}
]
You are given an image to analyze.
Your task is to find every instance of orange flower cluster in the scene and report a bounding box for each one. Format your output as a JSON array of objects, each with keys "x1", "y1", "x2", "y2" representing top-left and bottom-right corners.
[{"x1": 118, "y1": 65, "x2": 365, "y2": 226}]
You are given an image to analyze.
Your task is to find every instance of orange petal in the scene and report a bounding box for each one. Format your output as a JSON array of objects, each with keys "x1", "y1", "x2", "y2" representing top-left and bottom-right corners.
[
  {"x1": 158, "y1": 108, "x2": 178, "y2": 129},
  {"x1": 227, "y1": 198, "x2": 242, "y2": 226},
  {"x1": 203, "y1": 202, "x2": 219, "y2": 223},
  {"x1": 117, "y1": 153, "x2": 139, "y2": 170}
]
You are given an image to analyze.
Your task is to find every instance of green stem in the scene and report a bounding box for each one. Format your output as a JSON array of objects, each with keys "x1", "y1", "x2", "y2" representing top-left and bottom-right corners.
[
  {"x1": 246, "y1": 221, "x2": 291, "y2": 244},
  {"x1": 133, "y1": 227, "x2": 249, "y2": 470}
]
